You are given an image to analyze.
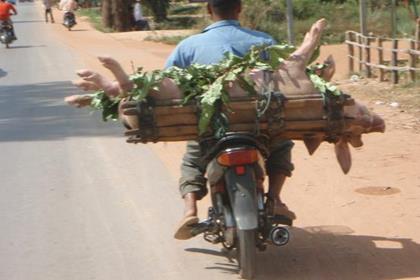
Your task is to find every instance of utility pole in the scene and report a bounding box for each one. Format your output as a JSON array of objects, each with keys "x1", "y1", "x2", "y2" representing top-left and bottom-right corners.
[
  {"x1": 391, "y1": 0, "x2": 397, "y2": 38},
  {"x1": 359, "y1": 0, "x2": 367, "y2": 35},
  {"x1": 286, "y1": 0, "x2": 295, "y2": 45}
]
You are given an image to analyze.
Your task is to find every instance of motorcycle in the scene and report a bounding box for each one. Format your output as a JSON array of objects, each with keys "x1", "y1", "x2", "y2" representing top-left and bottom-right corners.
[
  {"x1": 191, "y1": 132, "x2": 292, "y2": 279},
  {"x1": 0, "y1": 21, "x2": 16, "y2": 48},
  {"x1": 63, "y1": 12, "x2": 76, "y2": 30}
]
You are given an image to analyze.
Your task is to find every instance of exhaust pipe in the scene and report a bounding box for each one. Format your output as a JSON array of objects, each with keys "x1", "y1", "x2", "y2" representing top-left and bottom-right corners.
[{"x1": 270, "y1": 226, "x2": 290, "y2": 246}]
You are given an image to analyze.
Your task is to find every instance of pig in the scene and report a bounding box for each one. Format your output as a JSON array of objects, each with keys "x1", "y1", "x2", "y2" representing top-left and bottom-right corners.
[{"x1": 65, "y1": 18, "x2": 385, "y2": 174}]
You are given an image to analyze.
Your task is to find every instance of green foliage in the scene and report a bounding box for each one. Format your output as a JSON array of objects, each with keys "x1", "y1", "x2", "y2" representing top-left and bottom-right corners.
[{"x1": 88, "y1": 43, "x2": 342, "y2": 137}]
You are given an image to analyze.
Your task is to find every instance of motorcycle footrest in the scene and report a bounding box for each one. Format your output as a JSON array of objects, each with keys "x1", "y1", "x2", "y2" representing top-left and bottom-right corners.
[
  {"x1": 190, "y1": 219, "x2": 213, "y2": 236},
  {"x1": 269, "y1": 215, "x2": 293, "y2": 226}
]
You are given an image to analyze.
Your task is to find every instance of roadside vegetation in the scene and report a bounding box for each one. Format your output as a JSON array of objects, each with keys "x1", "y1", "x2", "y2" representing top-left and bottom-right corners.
[{"x1": 77, "y1": 0, "x2": 419, "y2": 45}]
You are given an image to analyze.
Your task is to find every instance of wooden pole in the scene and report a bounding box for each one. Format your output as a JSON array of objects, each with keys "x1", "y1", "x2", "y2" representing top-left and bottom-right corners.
[
  {"x1": 416, "y1": 18, "x2": 420, "y2": 50},
  {"x1": 286, "y1": 0, "x2": 295, "y2": 45},
  {"x1": 346, "y1": 31, "x2": 355, "y2": 74},
  {"x1": 409, "y1": 40, "x2": 416, "y2": 82},
  {"x1": 365, "y1": 33, "x2": 372, "y2": 78},
  {"x1": 359, "y1": 0, "x2": 368, "y2": 35},
  {"x1": 391, "y1": 39, "x2": 399, "y2": 84},
  {"x1": 358, "y1": 34, "x2": 363, "y2": 72},
  {"x1": 377, "y1": 37, "x2": 385, "y2": 81}
]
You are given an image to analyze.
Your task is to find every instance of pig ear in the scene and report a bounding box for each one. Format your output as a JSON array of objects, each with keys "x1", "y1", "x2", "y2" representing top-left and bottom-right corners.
[
  {"x1": 303, "y1": 136, "x2": 322, "y2": 155},
  {"x1": 334, "y1": 137, "x2": 352, "y2": 174}
]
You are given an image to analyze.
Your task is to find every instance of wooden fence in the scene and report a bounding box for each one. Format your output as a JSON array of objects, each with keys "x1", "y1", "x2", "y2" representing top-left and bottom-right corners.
[{"x1": 345, "y1": 19, "x2": 420, "y2": 84}]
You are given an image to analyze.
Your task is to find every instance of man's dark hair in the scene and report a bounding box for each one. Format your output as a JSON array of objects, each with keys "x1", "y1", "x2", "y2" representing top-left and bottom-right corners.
[{"x1": 208, "y1": 0, "x2": 241, "y2": 18}]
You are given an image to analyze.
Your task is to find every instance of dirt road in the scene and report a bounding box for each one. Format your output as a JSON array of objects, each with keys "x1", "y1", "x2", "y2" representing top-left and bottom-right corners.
[{"x1": 48, "y1": 5, "x2": 420, "y2": 279}]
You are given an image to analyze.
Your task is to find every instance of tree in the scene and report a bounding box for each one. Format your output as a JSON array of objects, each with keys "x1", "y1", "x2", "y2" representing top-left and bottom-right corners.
[
  {"x1": 144, "y1": 0, "x2": 170, "y2": 22},
  {"x1": 101, "y1": 0, "x2": 133, "y2": 31}
]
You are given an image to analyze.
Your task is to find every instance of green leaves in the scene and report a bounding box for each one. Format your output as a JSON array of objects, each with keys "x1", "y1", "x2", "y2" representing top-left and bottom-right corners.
[{"x1": 86, "y1": 42, "x2": 339, "y2": 138}]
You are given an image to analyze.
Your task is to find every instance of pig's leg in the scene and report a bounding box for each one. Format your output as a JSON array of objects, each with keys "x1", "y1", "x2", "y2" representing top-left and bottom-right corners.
[
  {"x1": 98, "y1": 56, "x2": 134, "y2": 92},
  {"x1": 334, "y1": 137, "x2": 352, "y2": 174},
  {"x1": 290, "y1": 18, "x2": 327, "y2": 65},
  {"x1": 320, "y1": 55, "x2": 336, "y2": 82},
  {"x1": 64, "y1": 94, "x2": 93, "y2": 108},
  {"x1": 72, "y1": 79, "x2": 100, "y2": 91},
  {"x1": 76, "y1": 69, "x2": 121, "y2": 97}
]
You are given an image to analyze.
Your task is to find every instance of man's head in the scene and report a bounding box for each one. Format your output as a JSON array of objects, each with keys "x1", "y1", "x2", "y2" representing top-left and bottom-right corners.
[{"x1": 207, "y1": 0, "x2": 241, "y2": 20}]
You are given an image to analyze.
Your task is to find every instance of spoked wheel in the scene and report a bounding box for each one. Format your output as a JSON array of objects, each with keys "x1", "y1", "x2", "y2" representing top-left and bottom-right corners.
[{"x1": 237, "y1": 229, "x2": 257, "y2": 279}]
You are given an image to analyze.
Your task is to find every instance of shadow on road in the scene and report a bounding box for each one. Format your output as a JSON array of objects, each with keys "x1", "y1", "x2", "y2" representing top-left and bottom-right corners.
[
  {"x1": 185, "y1": 225, "x2": 420, "y2": 279},
  {"x1": 6, "y1": 45, "x2": 46, "y2": 49},
  {"x1": 13, "y1": 20, "x2": 45, "y2": 24},
  {"x1": 0, "y1": 68, "x2": 7, "y2": 78},
  {"x1": 67, "y1": 29, "x2": 89, "y2": 32},
  {"x1": 0, "y1": 81, "x2": 123, "y2": 142}
]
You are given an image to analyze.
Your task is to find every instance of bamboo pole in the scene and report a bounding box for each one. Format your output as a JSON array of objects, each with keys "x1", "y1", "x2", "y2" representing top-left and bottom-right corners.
[
  {"x1": 346, "y1": 31, "x2": 355, "y2": 74},
  {"x1": 391, "y1": 39, "x2": 399, "y2": 84},
  {"x1": 409, "y1": 40, "x2": 416, "y2": 82},
  {"x1": 377, "y1": 37, "x2": 385, "y2": 81}
]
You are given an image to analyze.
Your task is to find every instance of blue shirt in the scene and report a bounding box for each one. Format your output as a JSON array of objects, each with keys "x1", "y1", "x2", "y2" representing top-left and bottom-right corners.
[{"x1": 165, "y1": 20, "x2": 275, "y2": 68}]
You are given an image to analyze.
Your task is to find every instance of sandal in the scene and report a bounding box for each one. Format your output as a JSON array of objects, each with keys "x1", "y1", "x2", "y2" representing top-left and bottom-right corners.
[
  {"x1": 265, "y1": 196, "x2": 296, "y2": 221},
  {"x1": 174, "y1": 216, "x2": 199, "y2": 240}
]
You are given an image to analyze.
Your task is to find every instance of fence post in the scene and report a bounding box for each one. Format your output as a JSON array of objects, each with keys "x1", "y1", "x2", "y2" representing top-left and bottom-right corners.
[
  {"x1": 365, "y1": 33, "x2": 372, "y2": 78},
  {"x1": 391, "y1": 39, "x2": 399, "y2": 84},
  {"x1": 346, "y1": 31, "x2": 355, "y2": 74},
  {"x1": 416, "y1": 18, "x2": 420, "y2": 50},
  {"x1": 377, "y1": 37, "x2": 385, "y2": 82},
  {"x1": 409, "y1": 40, "x2": 416, "y2": 82},
  {"x1": 358, "y1": 33, "x2": 363, "y2": 72}
]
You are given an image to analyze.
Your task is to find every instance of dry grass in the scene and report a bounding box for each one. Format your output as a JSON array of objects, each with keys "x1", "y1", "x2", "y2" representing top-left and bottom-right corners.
[{"x1": 337, "y1": 78, "x2": 420, "y2": 120}]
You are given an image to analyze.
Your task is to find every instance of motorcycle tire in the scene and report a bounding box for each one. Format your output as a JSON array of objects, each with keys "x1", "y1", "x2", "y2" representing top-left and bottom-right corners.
[{"x1": 237, "y1": 229, "x2": 257, "y2": 279}]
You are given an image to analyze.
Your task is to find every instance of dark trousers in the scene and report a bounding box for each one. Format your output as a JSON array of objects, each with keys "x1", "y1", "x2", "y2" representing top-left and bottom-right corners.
[
  {"x1": 179, "y1": 139, "x2": 295, "y2": 200},
  {"x1": 45, "y1": 8, "x2": 55, "y2": 23}
]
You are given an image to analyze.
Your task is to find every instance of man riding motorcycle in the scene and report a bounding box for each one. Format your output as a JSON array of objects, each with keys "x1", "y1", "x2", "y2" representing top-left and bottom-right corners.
[
  {"x1": 59, "y1": 0, "x2": 78, "y2": 27},
  {"x1": 165, "y1": 0, "x2": 296, "y2": 240},
  {"x1": 0, "y1": 0, "x2": 17, "y2": 40}
]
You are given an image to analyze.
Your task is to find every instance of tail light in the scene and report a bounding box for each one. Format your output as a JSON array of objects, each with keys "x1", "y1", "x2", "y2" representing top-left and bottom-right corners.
[{"x1": 217, "y1": 148, "x2": 259, "y2": 167}]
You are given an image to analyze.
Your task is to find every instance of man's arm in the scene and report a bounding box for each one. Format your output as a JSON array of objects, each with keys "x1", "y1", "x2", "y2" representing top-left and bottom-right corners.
[{"x1": 10, "y1": 3, "x2": 17, "y2": 15}]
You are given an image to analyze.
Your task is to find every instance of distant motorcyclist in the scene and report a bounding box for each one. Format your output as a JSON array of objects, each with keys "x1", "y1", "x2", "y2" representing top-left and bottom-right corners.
[
  {"x1": 59, "y1": 0, "x2": 78, "y2": 26},
  {"x1": 0, "y1": 0, "x2": 17, "y2": 40}
]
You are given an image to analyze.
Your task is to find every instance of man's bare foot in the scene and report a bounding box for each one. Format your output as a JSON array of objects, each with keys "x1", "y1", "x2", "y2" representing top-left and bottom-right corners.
[{"x1": 174, "y1": 192, "x2": 199, "y2": 240}]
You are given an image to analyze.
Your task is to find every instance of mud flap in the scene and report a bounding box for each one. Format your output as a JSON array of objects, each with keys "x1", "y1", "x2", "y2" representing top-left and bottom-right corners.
[{"x1": 224, "y1": 166, "x2": 259, "y2": 230}]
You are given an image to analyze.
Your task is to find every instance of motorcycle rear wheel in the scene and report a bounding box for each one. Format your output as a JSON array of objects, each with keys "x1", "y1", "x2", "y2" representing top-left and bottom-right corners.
[{"x1": 237, "y1": 229, "x2": 257, "y2": 279}]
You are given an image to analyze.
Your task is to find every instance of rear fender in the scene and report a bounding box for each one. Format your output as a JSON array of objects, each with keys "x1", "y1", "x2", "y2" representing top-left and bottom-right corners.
[{"x1": 224, "y1": 166, "x2": 258, "y2": 230}]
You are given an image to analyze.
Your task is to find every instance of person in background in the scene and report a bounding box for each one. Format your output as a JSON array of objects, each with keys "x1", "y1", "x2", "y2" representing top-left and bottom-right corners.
[
  {"x1": 59, "y1": 0, "x2": 78, "y2": 25},
  {"x1": 0, "y1": 0, "x2": 17, "y2": 39},
  {"x1": 133, "y1": 0, "x2": 149, "y2": 31},
  {"x1": 43, "y1": 0, "x2": 55, "y2": 23},
  {"x1": 166, "y1": 0, "x2": 296, "y2": 240}
]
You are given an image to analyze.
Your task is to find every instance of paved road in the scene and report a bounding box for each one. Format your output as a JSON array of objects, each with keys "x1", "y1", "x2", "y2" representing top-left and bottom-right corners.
[{"x1": 2, "y1": 3, "x2": 420, "y2": 280}]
